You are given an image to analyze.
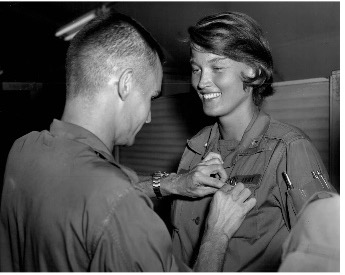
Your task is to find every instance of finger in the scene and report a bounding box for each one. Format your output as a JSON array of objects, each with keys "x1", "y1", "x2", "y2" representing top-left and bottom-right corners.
[
  {"x1": 199, "y1": 158, "x2": 223, "y2": 166},
  {"x1": 195, "y1": 186, "x2": 219, "y2": 197},
  {"x1": 197, "y1": 175, "x2": 226, "y2": 189},
  {"x1": 230, "y1": 182, "x2": 245, "y2": 200},
  {"x1": 199, "y1": 164, "x2": 228, "y2": 183},
  {"x1": 203, "y1": 152, "x2": 223, "y2": 163},
  {"x1": 220, "y1": 183, "x2": 234, "y2": 193},
  {"x1": 237, "y1": 188, "x2": 252, "y2": 203},
  {"x1": 243, "y1": 197, "x2": 256, "y2": 212},
  {"x1": 216, "y1": 167, "x2": 228, "y2": 183}
]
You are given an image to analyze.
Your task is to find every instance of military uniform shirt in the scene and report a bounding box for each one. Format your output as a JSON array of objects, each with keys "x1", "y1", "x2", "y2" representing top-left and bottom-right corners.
[
  {"x1": 0, "y1": 119, "x2": 187, "y2": 272},
  {"x1": 171, "y1": 110, "x2": 336, "y2": 271}
]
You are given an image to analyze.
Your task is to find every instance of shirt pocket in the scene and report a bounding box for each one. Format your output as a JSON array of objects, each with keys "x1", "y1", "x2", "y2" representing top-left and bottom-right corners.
[{"x1": 230, "y1": 180, "x2": 260, "y2": 241}]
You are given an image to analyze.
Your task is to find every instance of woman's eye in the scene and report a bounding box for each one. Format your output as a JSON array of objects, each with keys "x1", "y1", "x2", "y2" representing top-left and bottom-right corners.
[
  {"x1": 213, "y1": 67, "x2": 224, "y2": 72},
  {"x1": 191, "y1": 67, "x2": 200, "y2": 74}
]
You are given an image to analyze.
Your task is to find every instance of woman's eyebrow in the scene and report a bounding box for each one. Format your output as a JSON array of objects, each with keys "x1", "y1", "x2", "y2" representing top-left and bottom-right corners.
[
  {"x1": 208, "y1": 57, "x2": 227, "y2": 64},
  {"x1": 190, "y1": 57, "x2": 228, "y2": 65}
]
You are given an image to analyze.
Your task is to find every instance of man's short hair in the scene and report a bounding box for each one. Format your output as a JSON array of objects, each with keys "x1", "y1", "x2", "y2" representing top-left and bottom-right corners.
[{"x1": 66, "y1": 12, "x2": 164, "y2": 100}]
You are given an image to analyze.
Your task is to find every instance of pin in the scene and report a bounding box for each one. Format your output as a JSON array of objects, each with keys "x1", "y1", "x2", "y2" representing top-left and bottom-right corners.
[
  {"x1": 316, "y1": 170, "x2": 330, "y2": 190},
  {"x1": 311, "y1": 171, "x2": 319, "y2": 179},
  {"x1": 227, "y1": 177, "x2": 237, "y2": 186},
  {"x1": 282, "y1": 172, "x2": 294, "y2": 189},
  {"x1": 251, "y1": 140, "x2": 259, "y2": 147}
]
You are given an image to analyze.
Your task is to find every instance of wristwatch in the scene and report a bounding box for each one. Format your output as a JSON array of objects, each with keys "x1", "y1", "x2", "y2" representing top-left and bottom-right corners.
[{"x1": 152, "y1": 171, "x2": 169, "y2": 199}]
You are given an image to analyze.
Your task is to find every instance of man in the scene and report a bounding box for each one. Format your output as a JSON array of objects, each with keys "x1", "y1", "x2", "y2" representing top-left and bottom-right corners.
[
  {"x1": 279, "y1": 192, "x2": 340, "y2": 272},
  {"x1": 0, "y1": 12, "x2": 256, "y2": 271}
]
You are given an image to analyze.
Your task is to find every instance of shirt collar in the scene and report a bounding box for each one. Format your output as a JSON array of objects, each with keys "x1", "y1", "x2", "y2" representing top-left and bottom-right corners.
[
  {"x1": 49, "y1": 119, "x2": 140, "y2": 184},
  {"x1": 187, "y1": 123, "x2": 219, "y2": 155},
  {"x1": 49, "y1": 119, "x2": 115, "y2": 163},
  {"x1": 187, "y1": 109, "x2": 271, "y2": 156},
  {"x1": 236, "y1": 109, "x2": 270, "y2": 153}
]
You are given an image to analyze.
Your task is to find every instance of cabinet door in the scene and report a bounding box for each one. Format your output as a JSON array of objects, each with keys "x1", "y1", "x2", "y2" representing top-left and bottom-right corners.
[{"x1": 329, "y1": 70, "x2": 340, "y2": 192}]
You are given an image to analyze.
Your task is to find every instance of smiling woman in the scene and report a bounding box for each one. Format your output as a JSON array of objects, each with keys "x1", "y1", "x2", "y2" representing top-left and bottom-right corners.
[
  {"x1": 190, "y1": 47, "x2": 256, "y2": 124},
  {"x1": 167, "y1": 11, "x2": 338, "y2": 272}
]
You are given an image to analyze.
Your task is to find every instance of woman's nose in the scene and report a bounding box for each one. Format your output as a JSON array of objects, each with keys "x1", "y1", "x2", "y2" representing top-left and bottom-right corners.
[{"x1": 197, "y1": 72, "x2": 211, "y2": 90}]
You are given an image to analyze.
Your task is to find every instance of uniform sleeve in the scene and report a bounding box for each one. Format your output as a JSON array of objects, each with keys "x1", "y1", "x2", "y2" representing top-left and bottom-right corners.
[
  {"x1": 285, "y1": 138, "x2": 336, "y2": 192},
  {"x1": 276, "y1": 138, "x2": 337, "y2": 228},
  {"x1": 89, "y1": 189, "x2": 190, "y2": 272}
]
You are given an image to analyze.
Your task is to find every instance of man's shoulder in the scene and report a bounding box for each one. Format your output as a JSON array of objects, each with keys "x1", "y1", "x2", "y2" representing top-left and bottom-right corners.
[
  {"x1": 12, "y1": 130, "x2": 45, "y2": 147},
  {"x1": 10, "y1": 129, "x2": 136, "y2": 205},
  {"x1": 69, "y1": 148, "x2": 135, "y2": 197},
  {"x1": 7, "y1": 130, "x2": 50, "y2": 164}
]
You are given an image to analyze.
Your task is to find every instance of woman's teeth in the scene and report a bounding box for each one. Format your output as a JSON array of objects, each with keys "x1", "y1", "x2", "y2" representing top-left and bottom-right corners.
[{"x1": 203, "y1": 93, "x2": 221, "y2": 99}]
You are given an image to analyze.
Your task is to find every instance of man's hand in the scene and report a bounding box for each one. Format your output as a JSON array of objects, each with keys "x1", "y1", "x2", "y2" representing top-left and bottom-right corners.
[
  {"x1": 137, "y1": 152, "x2": 228, "y2": 199},
  {"x1": 205, "y1": 182, "x2": 256, "y2": 239},
  {"x1": 201, "y1": 152, "x2": 224, "y2": 163},
  {"x1": 166, "y1": 152, "x2": 228, "y2": 198},
  {"x1": 193, "y1": 183, "x2": 256, "y2": 271}
]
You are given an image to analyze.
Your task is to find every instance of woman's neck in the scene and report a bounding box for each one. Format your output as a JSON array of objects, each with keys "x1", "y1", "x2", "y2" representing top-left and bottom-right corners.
[{"x1": 218, "y1": 104, "x2": 257, "y2": 141}]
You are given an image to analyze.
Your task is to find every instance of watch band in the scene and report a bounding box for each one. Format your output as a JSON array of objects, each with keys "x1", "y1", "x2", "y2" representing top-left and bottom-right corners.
[{"x1": 152, "y1": 171, "x2": 169, "y2": 199}]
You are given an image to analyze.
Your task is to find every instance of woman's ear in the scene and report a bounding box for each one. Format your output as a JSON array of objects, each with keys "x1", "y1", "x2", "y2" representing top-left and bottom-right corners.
[
  {"x1": 118, "y1": 68, "x2": 133, "y2": 101},
  {"x1": 242, "y1": 67, "x2": 253, "y2": 92},
  {"x1": 247, "y1": 66, "x2": 257, "y2": 78},
  {"x1": 243, "y1": 66, "x2": 263, "y2": 91}
]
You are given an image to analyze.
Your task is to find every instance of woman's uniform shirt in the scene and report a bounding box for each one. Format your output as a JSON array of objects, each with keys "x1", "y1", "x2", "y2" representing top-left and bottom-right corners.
[{"x1": 171, "y1": 110, "x2": 336, "y2": 271}]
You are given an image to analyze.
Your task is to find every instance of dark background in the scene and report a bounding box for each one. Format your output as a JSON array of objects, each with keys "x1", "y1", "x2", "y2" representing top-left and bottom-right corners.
[{"x1": 0, "y1": 2, "x2": 339, "y2": 82}]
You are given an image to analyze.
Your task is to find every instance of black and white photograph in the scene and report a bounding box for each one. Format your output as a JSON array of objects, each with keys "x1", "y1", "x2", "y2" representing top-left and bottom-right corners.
[{"x1": 0, "y1": 1, "x2": 340, "y2": 272}]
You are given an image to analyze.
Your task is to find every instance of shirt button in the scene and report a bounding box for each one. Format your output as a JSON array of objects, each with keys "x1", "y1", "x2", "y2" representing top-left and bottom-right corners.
[{"x1": 194, "y1": 217, "x2": 200, "y2": 225}]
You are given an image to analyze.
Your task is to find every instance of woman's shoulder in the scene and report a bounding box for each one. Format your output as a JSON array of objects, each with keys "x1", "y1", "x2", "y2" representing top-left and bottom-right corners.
[
  {"x1": 190, "y1": 123, "x2": 216, "y2": 140},
  {"x1": 265, "y1": 117, "x2": 311, "y2": 143}
]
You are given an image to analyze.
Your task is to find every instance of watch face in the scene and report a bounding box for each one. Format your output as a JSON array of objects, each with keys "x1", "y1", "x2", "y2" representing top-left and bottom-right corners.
[
  {"x1": 152, "y1": 172, "x2": 163, "y2": 199},
  {"x1": 152, "y1": 172, "x2": 169, "y2": 185}
]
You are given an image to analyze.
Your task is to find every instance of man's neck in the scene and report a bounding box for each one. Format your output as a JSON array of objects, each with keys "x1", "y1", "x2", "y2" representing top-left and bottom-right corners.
[{"x1": 61, "y1": 101, "x2": 114, "y2": 152}]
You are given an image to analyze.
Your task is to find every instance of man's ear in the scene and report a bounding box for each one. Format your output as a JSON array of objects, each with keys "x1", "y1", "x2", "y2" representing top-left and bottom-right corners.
[{"x1": 118, "y1": 68, "x2": 134, "y2": 101}]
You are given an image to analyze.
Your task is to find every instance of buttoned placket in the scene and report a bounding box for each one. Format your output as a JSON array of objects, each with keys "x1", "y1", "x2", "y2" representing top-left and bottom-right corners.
[
  {"x1": 175, "y1": 111, "x2": 271, "y2": 236},
  {"x1": 203, "y1": 112, "x2": 271, "y2": 183}
]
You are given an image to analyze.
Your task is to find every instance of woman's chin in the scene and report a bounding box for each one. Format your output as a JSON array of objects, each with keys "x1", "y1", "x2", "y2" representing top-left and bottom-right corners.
[{"x1": 203, "y1": 107, "x2": 221, "y2": 117}]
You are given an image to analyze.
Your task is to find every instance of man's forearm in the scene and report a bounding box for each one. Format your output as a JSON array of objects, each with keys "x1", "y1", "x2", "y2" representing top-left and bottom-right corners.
[
  {"x1": 193, "y1": 232, "x2": 229, "y2": 272},
  {"x1": 136, "y1": 175, "x2": 156, "y2": 198},
  {"x1": 137, "y1": 174, "x2": 180, "y2": 198}
]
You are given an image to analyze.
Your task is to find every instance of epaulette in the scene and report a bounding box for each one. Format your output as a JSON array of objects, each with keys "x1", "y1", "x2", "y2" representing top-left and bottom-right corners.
[
  {"x1": 190, "y1": 124, "x2": 214, "y2": 140},
  {"x1": 186, "y1": 123, "x2": 217, "y2": 155},
  {"x1": 265, "y1": 118, "x2": 311, "y2": 144}
]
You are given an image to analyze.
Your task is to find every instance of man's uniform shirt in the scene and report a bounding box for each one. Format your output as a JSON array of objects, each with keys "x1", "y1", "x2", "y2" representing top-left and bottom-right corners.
[
  {"x1": 279, "y1": 192, "x2": 339, "y2": 272},
  {"x1": 0, "y1": 120, "x2": 187, "y2": 272}
]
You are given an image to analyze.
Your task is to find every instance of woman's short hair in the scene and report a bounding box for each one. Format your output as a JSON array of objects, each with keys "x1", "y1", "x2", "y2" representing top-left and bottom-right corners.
[
  {"x1": 66, "y1": 11, "x2": 164, "y2": 100},
  {"x1": 188, "y1": 11, "x2": 274, "y2": 107}
]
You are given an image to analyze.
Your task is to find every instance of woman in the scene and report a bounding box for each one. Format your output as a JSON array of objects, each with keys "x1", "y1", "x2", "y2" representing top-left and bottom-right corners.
[{"x1": 170, "y1": 11, "x2": 336, "y2": 271}]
